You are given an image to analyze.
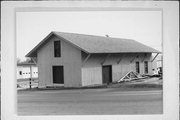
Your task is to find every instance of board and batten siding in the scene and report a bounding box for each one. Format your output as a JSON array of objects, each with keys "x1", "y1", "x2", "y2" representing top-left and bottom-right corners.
[
  {"x1": 112, "y1": 53, "x2": 153, "y2": 82},
  {"x1": 37, "y1": 35, "x2": 82, "y2": 87},
  {"x1": 81, "y1": 53, "x2": 105, "y2": 86},
  {"x1": 81, "y1": 67, "x2": 102, "y2": 86},
  {"x1": 81, "y1": 53, "x2": 153, "y2": 86}
]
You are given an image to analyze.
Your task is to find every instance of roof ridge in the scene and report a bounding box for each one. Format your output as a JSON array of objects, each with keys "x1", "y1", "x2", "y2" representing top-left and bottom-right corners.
[{"x1": 52, "y1": 31, "x2": 135, "y2": 41}]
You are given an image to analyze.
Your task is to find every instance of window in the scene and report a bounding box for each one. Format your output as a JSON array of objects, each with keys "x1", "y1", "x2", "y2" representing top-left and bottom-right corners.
[
  {"x1": 54, "y1": 41, "x2": 61, "y2": 57},
  {"x1": 19, "y1": 71, "x2": 22, "y2": 75},
  {"x1": 144, "y1": 61, "x2": 148, "y2": 74},
  {"x1": 135, "y1": 62, "x2": 140, "y2": 73}
]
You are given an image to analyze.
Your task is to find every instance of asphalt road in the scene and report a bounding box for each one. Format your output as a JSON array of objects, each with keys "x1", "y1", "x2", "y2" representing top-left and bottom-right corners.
[{"x1": 18, "y1": 88, "x2": 163, "y2": 115}]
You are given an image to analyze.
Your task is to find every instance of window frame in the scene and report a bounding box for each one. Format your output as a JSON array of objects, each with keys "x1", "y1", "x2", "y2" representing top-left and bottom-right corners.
[
  {"x1": 135, "y1": 61, "x2": 140, "y2": 73},
  {"x1": 54, "y1": 40, "x2": 61, "y2": 57},
  {"x1": 144, "y1": 61, "x2": 148, "y2": 74}
]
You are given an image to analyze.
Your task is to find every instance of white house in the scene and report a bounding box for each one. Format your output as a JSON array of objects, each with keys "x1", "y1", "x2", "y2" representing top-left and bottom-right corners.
[{"x1": 26, "y1": 31, "x2": 160, "y2": 88}]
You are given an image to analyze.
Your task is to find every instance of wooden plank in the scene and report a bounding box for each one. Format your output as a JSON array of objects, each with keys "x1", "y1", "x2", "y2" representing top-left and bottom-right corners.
[
  {"x1": 31, "y1": 57, "x2": 37, "y2": 64},
  {"x1": 82, "y1": 54, "x2": 91, "y2": 66},
  {"x1": 130, "y1": 55, "x2": 138, "y2": 63},
  {"x1": 151, "y1": 53, "x2": 159, "y2": 62},
  {"x1": 117, "y1": 54, "x2": 124, "y2": 64},
  {"x1": 141, "y1": 53, "x2": 147, "y2": 62},
  {"x1": 82, "y1": 67, "x2": 102, "y2": 86}
]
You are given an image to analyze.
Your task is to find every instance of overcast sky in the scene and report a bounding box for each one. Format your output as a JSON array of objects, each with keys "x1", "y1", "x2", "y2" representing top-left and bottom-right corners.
[{"x1": 16, "y1": 11, "x2": 162, "y2": 61}]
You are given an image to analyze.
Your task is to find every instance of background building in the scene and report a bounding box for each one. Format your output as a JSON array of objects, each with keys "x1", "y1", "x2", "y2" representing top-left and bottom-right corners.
[{"x1": 17, "y1": 62, "x2": 38, "y2": 80}]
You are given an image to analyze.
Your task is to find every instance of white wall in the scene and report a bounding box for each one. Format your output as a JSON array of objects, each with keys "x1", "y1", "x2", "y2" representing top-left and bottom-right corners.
[
  {"x1": 17, "y1": 66, "x2": 38, "y2": 79},
  {"x1": 37, "y1": 35, "x2": 82, "y2": 88},
  {"x1": 81, "y1": 66, "x2": 102, "y2": 86}
]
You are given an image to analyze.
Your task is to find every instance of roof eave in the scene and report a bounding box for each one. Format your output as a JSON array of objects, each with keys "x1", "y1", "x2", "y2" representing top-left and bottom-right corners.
[
  {"x1": 87, "y1": 51, "x2": 161, "y2": 54},
  {"x1": 53, "y1": 32, "x2": 89, "y2": 54},
  {"x1": 25, "y1": 31, "x2": 90, "y2": 58}
]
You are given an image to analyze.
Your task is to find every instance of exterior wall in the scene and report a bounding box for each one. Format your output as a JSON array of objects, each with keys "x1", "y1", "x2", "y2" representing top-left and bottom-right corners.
[
  {"x1": 152, "y1": 54, "x2": 162, "y2": 70},
  {"x1": 82, "y1": 67, "x2": 102, "y2": 86},
  {"x1": 37, "y1": 35, "x2": 82, "y2": 87},
  {"x1": 82, "y1": 53, "x2": 153, "y2": 86},
  {"x1": 156, "y1": 60, "x2": 162, "y2": 68},
  {"x1": 17, "y1": 66, "x2": 38, "y2": 79},
  {"x1": 112, "y1": 53, "x2": 153, "y2": 82},
  {"x1": 81, "y1": 53, "x2": 105, "y2": 86}
]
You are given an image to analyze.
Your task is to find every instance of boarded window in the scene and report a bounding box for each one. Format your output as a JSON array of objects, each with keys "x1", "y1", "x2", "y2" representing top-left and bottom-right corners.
[
  {"x1": 54, "y1": 41, "x2": 61, "y2": 57},
  {"x1": 136, "y1": 62, "x2": 140, "y2": 73},
  {"x1": 144, "y1": 61, "x2": 148, "y2": 74}
]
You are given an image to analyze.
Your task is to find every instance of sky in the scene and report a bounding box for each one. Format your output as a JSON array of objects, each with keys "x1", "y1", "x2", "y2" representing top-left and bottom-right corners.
[{"x1": 16, "y1": 11, "x2": 162, "y2": 61}]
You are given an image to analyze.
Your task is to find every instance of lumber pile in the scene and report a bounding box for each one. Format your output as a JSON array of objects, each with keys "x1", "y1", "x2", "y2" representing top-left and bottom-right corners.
[{"x1": 118, "y1": 71, "x2": 148, "y2": 83}]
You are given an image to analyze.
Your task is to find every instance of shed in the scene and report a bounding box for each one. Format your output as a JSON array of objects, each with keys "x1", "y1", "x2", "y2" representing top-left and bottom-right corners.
[{"x1": 26, "y1": 31, "x2": 160, "y2": 87}]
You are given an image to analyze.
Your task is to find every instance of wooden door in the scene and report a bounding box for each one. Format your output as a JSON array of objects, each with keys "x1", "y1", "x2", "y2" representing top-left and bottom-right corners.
[
  {"x1": 102, "y1": 65, "x2": 112, "y2": 84},
  {"x1": 53, "y1": 66, "x2": 64, "y2": 84}
]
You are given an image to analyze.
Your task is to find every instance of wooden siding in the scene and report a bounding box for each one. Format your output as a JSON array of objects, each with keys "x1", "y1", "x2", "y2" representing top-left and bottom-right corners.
[
  {"x1": 82, "y1": 53, "x2": 153, "y2": 85},
  {"x1": 37, "y1": 36, "x2": 153, "y2": 87},
  {"x1": 81, "y1": 67, "x2": 102, "y2": 86},
  {"x1": 37, "y1": 35, "x2": 82, "y2": 87}
]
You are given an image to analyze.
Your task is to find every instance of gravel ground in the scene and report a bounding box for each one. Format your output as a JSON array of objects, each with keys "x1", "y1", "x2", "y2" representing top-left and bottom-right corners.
[{"x1": 18, "y1": 88, "x2": 163, "y2": 115}]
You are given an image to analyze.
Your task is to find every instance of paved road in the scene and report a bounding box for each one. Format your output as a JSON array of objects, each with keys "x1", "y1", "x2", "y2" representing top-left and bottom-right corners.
[{"x1": 18, "y1": 88, "x2": 163, "y2": 115}]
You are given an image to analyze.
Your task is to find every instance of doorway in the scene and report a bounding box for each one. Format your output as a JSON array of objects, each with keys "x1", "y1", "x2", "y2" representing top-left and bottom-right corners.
[
  {"x1": 52, "y1": 66, "x2": 64, "y2": 84},
  {"x1": 102, "y1": 65, "x2": 112, "y2": 84}
]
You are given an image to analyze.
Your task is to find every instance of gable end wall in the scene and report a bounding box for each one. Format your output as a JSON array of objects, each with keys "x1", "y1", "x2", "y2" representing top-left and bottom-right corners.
[{"x1": 37, "y1": 35, "x2": 82, "y2": 87}]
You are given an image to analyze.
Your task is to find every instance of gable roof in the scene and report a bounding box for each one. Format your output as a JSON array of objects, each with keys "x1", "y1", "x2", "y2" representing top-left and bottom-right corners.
[{"x1": 26, "y1": 31, "x2": 160, "y2": 57}]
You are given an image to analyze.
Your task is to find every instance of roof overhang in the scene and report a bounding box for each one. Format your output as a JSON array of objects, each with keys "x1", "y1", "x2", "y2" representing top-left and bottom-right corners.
[
  {"x1": 26, "y1": 32, "x2": 89, "y2": 57},
  {"x1": 26, "y1": 31, "x2": 161, "y2": 58}
]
